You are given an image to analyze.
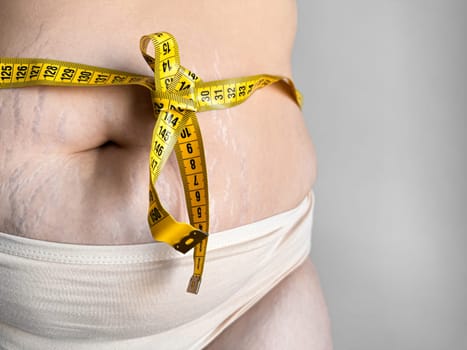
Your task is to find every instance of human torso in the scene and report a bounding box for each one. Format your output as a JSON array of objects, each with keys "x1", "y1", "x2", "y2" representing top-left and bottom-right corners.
[{"x1": 0, "y1": 0, "x2": 316, "y2": 244}]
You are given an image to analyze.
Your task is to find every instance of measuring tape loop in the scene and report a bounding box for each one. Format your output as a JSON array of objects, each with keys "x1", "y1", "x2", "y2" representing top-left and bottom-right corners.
[{"x1": 0, "y1": 32, "x2": 302, "y2": 294}]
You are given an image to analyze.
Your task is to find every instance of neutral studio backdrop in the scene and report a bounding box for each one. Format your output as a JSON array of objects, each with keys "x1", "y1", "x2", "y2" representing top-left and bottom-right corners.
[{"x1": 292, "y1": 0, "x2": 466, "y2": 349}]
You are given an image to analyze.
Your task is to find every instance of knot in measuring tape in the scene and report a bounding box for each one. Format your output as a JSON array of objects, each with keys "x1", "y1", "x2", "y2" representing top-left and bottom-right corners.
[
  {"x1": 153, "y1": 90, "x2": 197, "y2": 113},
  {"x1": 0, "y1": 31, "x2": 303, "y2": 294},
  {"x1": 140, "y1": 33, "x2": 199, "y2": 112}
]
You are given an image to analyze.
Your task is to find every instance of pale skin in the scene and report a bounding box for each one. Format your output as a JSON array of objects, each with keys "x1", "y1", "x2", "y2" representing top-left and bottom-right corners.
[{"x1": 0, "y1": 0, "x2": 332, "y2": 348}]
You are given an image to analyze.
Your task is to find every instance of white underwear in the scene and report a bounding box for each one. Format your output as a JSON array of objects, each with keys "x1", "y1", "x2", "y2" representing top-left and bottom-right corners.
[{"x1": 0, "y1": 190, "x2": 315, "y2": 350}]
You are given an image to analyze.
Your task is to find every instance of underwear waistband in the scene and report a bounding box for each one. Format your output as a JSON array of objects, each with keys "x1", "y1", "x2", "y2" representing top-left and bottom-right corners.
[{"x1": 0, "y1": 190, "x2": 315, "y2": 265}]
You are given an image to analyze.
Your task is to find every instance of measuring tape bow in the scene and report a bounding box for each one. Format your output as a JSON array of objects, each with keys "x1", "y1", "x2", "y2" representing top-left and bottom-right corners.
[{"x1": 0, "y1": 32, "x2": 303, "y2": 294}]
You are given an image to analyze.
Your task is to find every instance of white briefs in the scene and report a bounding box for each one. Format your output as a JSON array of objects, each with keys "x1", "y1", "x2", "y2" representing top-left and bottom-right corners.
[{"x1": 0, "y1": 190, "x2": 315, "y2": 350}]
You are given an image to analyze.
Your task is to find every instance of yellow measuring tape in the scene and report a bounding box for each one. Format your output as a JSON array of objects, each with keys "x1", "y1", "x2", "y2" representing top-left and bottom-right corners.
[{"x1": 0, "y1": 32, "x2": 302, "y2": 294}]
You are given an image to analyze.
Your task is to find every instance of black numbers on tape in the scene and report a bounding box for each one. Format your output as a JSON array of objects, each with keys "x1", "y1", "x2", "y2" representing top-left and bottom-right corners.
[
  {"x1": 180, "y1": 127, "x2": 192, "y2": 139},
  {"x1": 190, "y1": 159, "x2": 196, "y2": 170},
  {"x1": 187, "y1": 71, "x2": 198, "y2": 81},
  {"x1": 164, "y1": 112, "x2": 179, "y2": 127},
  {"x1": 200, "y1": 90, "x2": 210, "y2": 102},
  {"x1": 149, "y1": 207, "x2": 163, "y2": 224},
  {"x1": 227, "y1": 87, "x2": 236, "y2": 99},
  {"x1": 15, "y1": 65, "x2": 28, "y2": 80},
  {"x1": 195, "y1": 191, "x2": 201, "y2": 202},
  {"x1": 181, "y1": 141, "x2": 198, "y2": 159},
  {"x1": 214, "y1": 89, "x2": 224, "y2": 100},
  {"x1": 30, "y1": 65, "x2": 40, "y2": 79},
  {"x1": 165, "y1": 77, "x2": 173, "y2": 89},
  {"x1": 95, "y1": 74, "x2": 109, "y2": 83},
  {"x1": 60, "y1": 68, "x2": 75, "y2": 81},
  {"x1": 163, "y1": 42, "x2": 171, "y2": 55},
  {"x1": 239, "y1": 85, "x2": 246, "y2": 97},
  {"x1": 111, "y1": 75, "x2": 125, "y2": 83},
  {"x1": 151, "y1": 158, "x2": 158, "y2": 171},
  {"x1": 179, "y1": 81, "x2": 190, "y2": 91},
  {"x1": 78, "y1": 71, "x2": 92, "y2": 83},
  {"x1": 162, "y1": 59, "x2": 172, "y2": 73},
  {"x1": 194, "y1": 175, "x2": 199, "y2": 186},
  {"x1": 169, "y1": 104, "x2": 185, "y2": 113},
  {"x1": 153, "y1": 140, "x2": 164, "y2": 157},
  {"x1": 1, "y1": 65, "x2": 12, "y2": 81},
  {"x1": 159, "y1": 126, "x2": 171, "y2": 142},
  {"x1": 154, "y1": 102, "x2": 164, "y2": 114},
  {"x1": 186, "y1": 143, "x2": 193, "y2": 154},
  {"x1": 0, "y1": 66, "x2": 12, "y2": 81},
  {"x1": 197, "y1": 207, "x2": 202, "y2": 218},
  {"x1": 43, "y1": 65, "x2": 58, "y2": 78}
]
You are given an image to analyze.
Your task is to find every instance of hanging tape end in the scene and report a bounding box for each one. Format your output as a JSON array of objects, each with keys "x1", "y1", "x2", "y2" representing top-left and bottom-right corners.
[{"x1": 186, "y1": 275, "x2": 202, "y2": 295}]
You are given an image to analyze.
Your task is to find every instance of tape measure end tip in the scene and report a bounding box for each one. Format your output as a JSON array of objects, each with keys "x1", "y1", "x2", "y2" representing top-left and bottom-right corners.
[{"x1": 186, "y1": 275, "x2": 202, "y2": 295}]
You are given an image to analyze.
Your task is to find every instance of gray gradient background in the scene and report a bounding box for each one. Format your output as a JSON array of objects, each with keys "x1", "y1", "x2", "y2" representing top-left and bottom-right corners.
[{"x1": 292, "y1": 0, "x2": 466, "y2": 349}]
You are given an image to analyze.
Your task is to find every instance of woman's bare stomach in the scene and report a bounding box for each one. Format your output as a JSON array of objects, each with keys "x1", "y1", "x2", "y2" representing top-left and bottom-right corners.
[{"x1": 0, "y1": 0, "x2": 317, "y2": 244}]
